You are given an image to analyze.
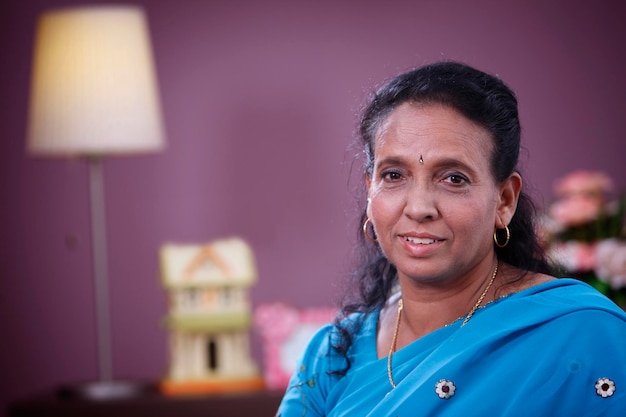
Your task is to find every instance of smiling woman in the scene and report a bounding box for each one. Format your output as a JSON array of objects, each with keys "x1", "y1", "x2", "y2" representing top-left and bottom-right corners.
[
  {"x1": 366, "y1": 103, "x2": 515, "y2": 297},
  {"x1": 276, "y1": 62, "x2": 626, "y2": 416}
]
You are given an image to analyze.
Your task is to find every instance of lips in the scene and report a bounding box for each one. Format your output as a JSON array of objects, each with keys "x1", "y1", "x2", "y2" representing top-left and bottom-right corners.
[
  {"x1": 403, "y1": 236, "x2": 440, "y2": 244},
  {"x1": 398, "y1": 233, "x2": 445, "y2": 257},
  {"x1": 400, "y1": 232, "x2": 445, "y2": 244}
]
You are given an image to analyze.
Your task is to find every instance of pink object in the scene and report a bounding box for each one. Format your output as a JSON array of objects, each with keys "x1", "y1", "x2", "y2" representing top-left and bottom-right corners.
[
  {"x1": 254, "y1": 303, "x2": 337, "y2": 390},
  {"x1": 554, "y1": 170, "x2": 614, "y2": 200}
]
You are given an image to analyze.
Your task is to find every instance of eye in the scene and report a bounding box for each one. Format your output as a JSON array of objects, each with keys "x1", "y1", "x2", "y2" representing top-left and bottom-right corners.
[
  {"x1": 444, "y1": 173, "x2": 469, "y2": 185},
  {"x1": 381, "y1": 170, "x2": 403, "y2": 182}
]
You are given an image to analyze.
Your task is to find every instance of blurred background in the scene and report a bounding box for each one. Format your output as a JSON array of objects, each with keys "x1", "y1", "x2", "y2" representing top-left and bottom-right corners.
[{"x1": 1, "y1": 0, "x2": 624, "y2": 414}]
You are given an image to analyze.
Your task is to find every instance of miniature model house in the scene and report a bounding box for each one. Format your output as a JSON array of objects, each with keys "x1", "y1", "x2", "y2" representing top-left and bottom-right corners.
[{"x1": 159, "y1": 237, "x2": 263, "y2": 394}]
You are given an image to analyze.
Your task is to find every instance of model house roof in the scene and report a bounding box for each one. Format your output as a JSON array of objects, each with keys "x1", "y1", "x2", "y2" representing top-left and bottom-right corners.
[{"x1": 160, "y1": 237, "x2": 257, "y2": 289}]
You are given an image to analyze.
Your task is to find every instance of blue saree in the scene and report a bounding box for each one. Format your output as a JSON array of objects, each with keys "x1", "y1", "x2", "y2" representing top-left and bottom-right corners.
[{"x1": 277, "y1": 279, "x2": 626, "y2": 416}]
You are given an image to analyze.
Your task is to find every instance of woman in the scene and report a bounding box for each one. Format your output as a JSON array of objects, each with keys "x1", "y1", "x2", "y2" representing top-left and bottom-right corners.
[{"x1": 277, "y1": 62, "x2": 626, "y2": 416}]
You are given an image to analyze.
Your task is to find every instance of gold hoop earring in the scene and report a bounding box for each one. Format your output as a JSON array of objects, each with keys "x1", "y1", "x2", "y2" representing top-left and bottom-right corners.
[
  {"x1": 363, "y1": 218, "x2": 377, "y2": 243},
  {"x1": 493, "y1": 225, "x2": 510, "y2": 248}
]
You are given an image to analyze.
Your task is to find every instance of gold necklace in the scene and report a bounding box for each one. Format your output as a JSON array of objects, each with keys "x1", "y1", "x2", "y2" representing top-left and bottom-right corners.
[{"x1": 387, "y1": 261, "x2": 499, "y2": 389}]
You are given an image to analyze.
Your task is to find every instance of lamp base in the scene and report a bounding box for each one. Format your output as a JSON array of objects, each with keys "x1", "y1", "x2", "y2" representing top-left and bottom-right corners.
[{"x1": 57, "y1": 379, "x2": 157, "y2": 401}]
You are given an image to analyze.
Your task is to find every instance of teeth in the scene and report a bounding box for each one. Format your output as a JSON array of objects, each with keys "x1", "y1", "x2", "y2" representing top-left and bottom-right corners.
[{"x1": 404, "y1": 237, "x2": 437, "y2": 244}]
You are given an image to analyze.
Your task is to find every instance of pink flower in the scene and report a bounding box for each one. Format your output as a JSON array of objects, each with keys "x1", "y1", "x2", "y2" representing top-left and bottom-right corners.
[
  {"x1": 554, "y1": 170, "x2": 614, "y2": 200},
  {"x1": 548, "y1": 241, "x2": 597, "y2": 272},
  {"x1": 549, "y1": 196, "x2": 603, "y2": 227},
  {"x1": 595, "y1": 239, "x2": 626, "y2": 289}
]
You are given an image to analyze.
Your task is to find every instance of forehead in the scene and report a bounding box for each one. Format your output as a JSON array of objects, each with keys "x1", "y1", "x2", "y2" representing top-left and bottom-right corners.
[{"x1": 374, "y1": 102, "x2": 494, "y2": 163}]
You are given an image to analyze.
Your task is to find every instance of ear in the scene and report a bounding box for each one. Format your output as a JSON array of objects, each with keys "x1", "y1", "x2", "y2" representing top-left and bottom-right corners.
[{"x1": 495, "y1": 172, "x2": 522, "y2": 228}]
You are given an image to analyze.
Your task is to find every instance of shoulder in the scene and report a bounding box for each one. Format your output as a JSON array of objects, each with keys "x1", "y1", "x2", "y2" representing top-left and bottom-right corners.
[
  {"x1": 529, "y1": 277, "x2": 626, "y2": 316},
  {"x1": 488, "y1": 277, "x2": 626, "y2": 349},
  {"x1": 474, "y1": 281, "x2": 626, "y2": 413},
  {"x1": 278, "y1": 312, "x2": 377, "y2": 416},
  {"x1": 277, "y1": 323, "x2": 336, "y2": 417},
  {"x1": 298, "y1": 311, "x2": 375, "y2": 349},
  {"x1": 527, "y1": 304, "x2": 626, "y2": 412},
  {"x1": 495, "y1": 264, "x2": 555, "y2": 299},
  {"x1": 292, "y1": 312, "x2": 378, "y2": 375},
  {"x1": 481, "y1": 277, "x2": 626, "y2": 342}
]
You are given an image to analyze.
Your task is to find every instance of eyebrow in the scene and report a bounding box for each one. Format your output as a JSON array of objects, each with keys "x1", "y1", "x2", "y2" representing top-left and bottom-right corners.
[
  {"x1": 375, "y1": 155, "x2": 480, "y2": 177},
  {"x1": 432, "y1": 157, "x2": 480, "y2": 177},
  {"x1": 375, "y1": 156, "x2": 406, "y2": 168}
]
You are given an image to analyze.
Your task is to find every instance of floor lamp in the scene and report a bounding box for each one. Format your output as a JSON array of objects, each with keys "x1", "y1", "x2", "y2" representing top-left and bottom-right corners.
[{"x1": 26, "y1": 5, "x2": 166, "y2": 399}]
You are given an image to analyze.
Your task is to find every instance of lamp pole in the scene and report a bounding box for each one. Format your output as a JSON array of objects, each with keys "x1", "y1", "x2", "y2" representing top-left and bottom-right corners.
[{"x1": 88, "y1": 156, "x2": 112, "y2": 381}]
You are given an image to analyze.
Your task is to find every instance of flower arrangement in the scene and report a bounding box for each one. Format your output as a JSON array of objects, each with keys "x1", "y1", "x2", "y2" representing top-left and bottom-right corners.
[{"x1": 540, "y1": 170, "x2": 626, "y2": 308}]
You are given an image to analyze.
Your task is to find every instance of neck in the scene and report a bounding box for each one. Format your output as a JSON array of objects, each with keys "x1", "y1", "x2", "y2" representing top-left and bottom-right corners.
[{"x1": 396, "y1": 259, "x2": 499, "y2": 341}]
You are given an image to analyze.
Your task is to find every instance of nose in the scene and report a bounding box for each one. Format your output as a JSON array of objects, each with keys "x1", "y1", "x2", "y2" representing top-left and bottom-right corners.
[{"x1": 403, "y1": 181, "x2": 439, "y2": 221}]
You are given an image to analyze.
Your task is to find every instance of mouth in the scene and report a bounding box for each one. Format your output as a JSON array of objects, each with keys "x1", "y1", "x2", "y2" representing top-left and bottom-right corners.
[{"x1": 402, "y1": 236, "x2": 443, "y2": 245}]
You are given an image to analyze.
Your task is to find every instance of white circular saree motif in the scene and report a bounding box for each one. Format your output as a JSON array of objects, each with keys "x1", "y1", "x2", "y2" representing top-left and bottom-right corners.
[
  {"x1": 435, "y1": 379, "x2": 456, "y2": 399},
  {"x1": 595, "y1": 377, "x2": 616, "y2": 398}
]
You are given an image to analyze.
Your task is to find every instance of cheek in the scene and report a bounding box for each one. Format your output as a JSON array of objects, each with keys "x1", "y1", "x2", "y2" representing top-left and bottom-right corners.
[
  {"x1": 447, "y1": 200, "x2": 496, "y2": 236},
  {"x1": 369, "y1": 192, "x2": 403, "y2": 225}
]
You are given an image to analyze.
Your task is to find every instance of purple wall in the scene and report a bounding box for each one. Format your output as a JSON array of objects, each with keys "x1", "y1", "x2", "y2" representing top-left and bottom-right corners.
[{"x1": 1, "y1": 0, "x2": 625, "y2": 413}]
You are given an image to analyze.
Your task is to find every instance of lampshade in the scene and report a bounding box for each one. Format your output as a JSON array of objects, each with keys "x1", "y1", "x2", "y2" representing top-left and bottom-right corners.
[{"x1": 27, "y1": 5, "x2": 165, "y2": 157}]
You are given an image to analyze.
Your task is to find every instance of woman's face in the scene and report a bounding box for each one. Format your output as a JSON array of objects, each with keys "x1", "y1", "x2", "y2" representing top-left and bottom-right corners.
[{"x1": 366, "y1": 102, "x2": 517, "y2": 285}]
